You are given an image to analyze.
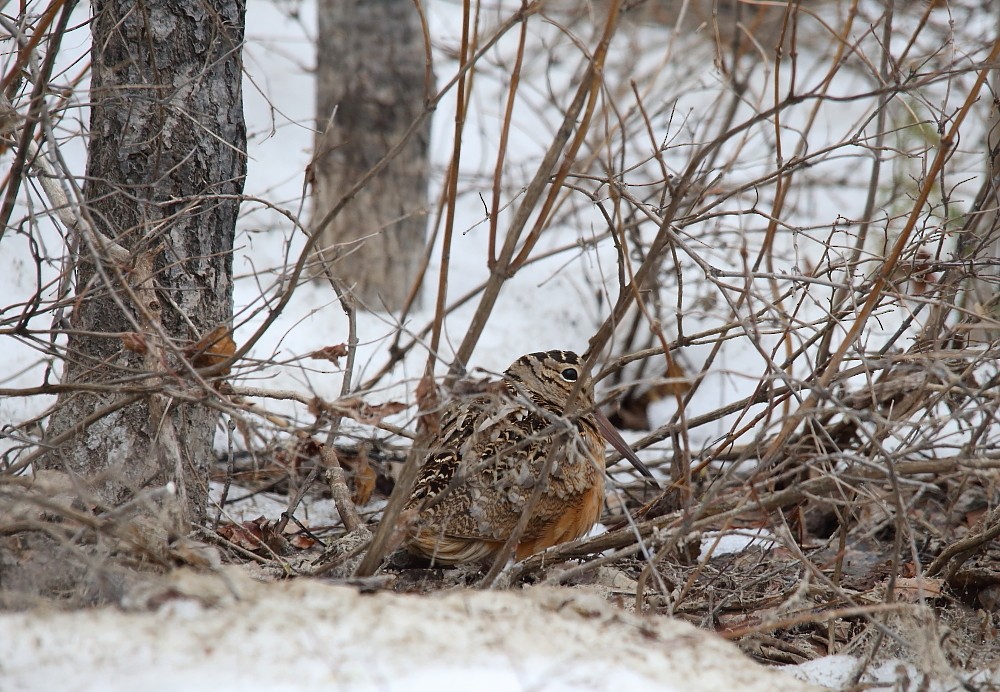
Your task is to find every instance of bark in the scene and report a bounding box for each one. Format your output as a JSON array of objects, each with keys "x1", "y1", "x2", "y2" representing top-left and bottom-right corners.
[
  {"x1": 311, "y1": 0, "x2": 431, "y2": 311},
  {"x1": 43, "y1": 0, "x2": 246, "y2": 526}
]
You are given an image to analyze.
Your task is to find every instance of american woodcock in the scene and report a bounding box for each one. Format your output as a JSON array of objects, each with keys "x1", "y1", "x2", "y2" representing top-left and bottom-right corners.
[{"x1": 404, "y1": 350, "x2": 657, "y2": 565}]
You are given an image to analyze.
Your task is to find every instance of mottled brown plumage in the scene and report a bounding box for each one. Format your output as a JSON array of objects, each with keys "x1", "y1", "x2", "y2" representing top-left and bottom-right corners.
[{"x1": 404, "y1": 350, "x2": 655, "y2": 565}]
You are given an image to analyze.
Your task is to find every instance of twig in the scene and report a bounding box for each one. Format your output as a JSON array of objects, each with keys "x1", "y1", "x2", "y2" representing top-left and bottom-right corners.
[
  {"x1": 214, "y1": 416, "x2": 237, "y2": 530},
  {"x1": 761, "y1": 35, "x2": 1000, "y2": 463},
  {"x1": 322, "y1": 445, "x2": 363, "y2": 532},
  {"x1": 23, "y1": 138, "x2": 130, "y2": 264},
  {"x1": 926, "y1": 504, "x2": 1000, "y2": 578}
]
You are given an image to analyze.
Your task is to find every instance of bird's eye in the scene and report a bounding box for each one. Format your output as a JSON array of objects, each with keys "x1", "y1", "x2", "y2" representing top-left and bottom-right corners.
[{"x1": 560, "y1": 368, "x2": 578, "y2": 382}]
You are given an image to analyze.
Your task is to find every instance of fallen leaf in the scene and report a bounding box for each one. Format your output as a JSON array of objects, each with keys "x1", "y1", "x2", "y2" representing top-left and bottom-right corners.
[
  {"x1": 894, "y1": 576, "x2": 944, "y2": 602},
  {"x1": 169, "y1": 537, "x2": 223, "y2": 569},
  {"x1": 289, "y1": 534, "x2": 317, "y2": 550},
  {"x1": 217, "y1": 516, "x2": 287, "y2": 555},
  {"x1": 965, "y1": 506, "x2": 988, "y2": 527},
  {"x1": 715, "y1": 612, "x2": 761, "y2": 635}
]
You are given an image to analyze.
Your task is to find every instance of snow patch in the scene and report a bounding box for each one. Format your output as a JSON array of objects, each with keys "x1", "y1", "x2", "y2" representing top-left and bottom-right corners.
[{"x1": 1, "y1": 572, "x2": 820, "y2": 692}]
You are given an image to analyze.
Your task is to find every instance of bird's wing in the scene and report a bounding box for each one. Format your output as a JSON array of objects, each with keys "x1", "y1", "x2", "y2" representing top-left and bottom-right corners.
[{"x1": 408, "y1": 393, "x2": 587, "y2": 542}]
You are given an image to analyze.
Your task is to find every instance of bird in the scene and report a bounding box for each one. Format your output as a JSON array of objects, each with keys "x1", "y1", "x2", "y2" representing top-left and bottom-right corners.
[{"x1": 403, "y1": 350, "x2": 657, "y2": 566}]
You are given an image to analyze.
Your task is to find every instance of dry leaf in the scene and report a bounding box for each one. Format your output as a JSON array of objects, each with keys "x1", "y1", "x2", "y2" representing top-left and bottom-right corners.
[
  {"x1": 352, "y1": 461, "x2": 377, "y2": 506},
  {"x1": 304, "y1": 159, "x2": 316, "y2": 188},
  {"x1": 896, "y1": 249, "x2": 937, "y2": 296},
  {"x1": 415, "y1": 374, "x2": 441, "y2": 436},
  {"x1": 311, "y1": 344, "x2": 349, "y2": 365},
  {"x1": 609, "y1": 358, "x2": 692, "y2": 431},
  {"x1": 662, "y1": 358, "x2": 692, "y2": 397},
  {"x1": 965, "y1": 506, "x2": 988, "y2": 527},
  {"x1": 187, "y1": 325, "x2": 236, "y2": 373},
  {"x1": 342, "y1": 447, "x2": 377, "y2": 506},
  {"x1": 894, "y1": 576, "x2": 944, "y2": 602},
  {"x1": 121, "y1": 332, "x2": 147, "y2": 354},
  {"x1": 335, "y1": 397, "x2": 408, "y2": 425},
  {"x1": 289, "y1": 534, "x2": 317, "y2": 550},
  {"x1": 639, "y1": 359, "x2": 693, "y2": 404},
  {"x1": 306, "y1": 396, "x2": 324, "y2": 417},
  {"x1": 978, "y1": 584, "x2": 1000, "y2": 610},
  {"x1": 169, "y1": 537, "x2": 223, "y2": 569},
  {"x1": 362, "y1": 400, "x2": 407, "y2": 422},
  {"x1": 217, "y1": 516, "x2": 287, "y2": 555},
  {"x1": 715, "y1": 612, "x2": 761, "y2": 635},
  {"x1": 609, "y1": 394, "x2": 651, "y2": 431},
  {"x1": 279, "y1": 435, "x2": 322, "y2": 472},
  {"x1": 217, "y1": 519, "x2": 265, "y2": 550}
]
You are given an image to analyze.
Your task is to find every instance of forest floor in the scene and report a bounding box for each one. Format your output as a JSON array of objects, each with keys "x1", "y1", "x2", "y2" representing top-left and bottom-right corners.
[{"x1": 5, "y1": 445, "x2": 1000, "y2": 691}]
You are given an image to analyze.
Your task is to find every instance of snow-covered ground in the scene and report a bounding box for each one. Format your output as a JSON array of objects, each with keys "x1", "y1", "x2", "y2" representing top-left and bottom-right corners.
[
  {"x1": 6, "y1": 563, "x2": 993, "y2": 691},
  {"x1": 2, "y1": 570, "x2": 824, "y2": 692}
]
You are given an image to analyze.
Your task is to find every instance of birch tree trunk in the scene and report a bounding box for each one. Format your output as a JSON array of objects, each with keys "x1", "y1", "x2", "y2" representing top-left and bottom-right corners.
[
  {"x1": 43, "y1": 0, "x2": 247, "y2": 527},
  {"x1": 311, "y1": 0, "x2": 431, "y2": 312}
]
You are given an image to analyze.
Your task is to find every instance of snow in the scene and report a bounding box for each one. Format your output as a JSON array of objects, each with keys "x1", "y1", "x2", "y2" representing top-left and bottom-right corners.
[
  {"x1": 0, "y1": 570, "x2": 820, "y2": 692},
  {"x1": 699, "y1": 529, "x2": 776, "y2": 560},
  {"x1": 786, "y1": 654, "x2": 1000, "y2": 692}
]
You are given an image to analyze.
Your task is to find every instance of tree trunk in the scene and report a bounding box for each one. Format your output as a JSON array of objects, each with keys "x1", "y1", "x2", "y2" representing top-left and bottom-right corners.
[
  {"x1": 311, "y1": 0, "x2": 431, "y2": 312},
  {"x1": 43, "y1": 0, "x2": 246, "y2": 527}
]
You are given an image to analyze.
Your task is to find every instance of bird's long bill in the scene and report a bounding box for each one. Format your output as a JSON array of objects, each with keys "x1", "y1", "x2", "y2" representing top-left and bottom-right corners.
[{"x1": 593, "y1": 410, "x2": 659, "y2": 487}]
